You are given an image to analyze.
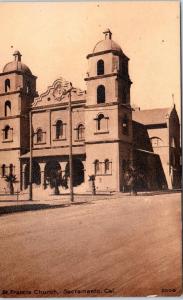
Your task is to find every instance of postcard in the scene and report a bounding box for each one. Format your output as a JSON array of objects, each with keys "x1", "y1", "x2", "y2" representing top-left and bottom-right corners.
[{"x1": 0, "y1": 1, "x2": 182, "y2": 297}]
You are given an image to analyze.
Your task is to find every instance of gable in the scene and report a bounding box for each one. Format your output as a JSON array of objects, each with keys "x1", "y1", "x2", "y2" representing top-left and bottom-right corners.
[{"x1": 32, "y1": 77, "x2": 86, "y2": 108}]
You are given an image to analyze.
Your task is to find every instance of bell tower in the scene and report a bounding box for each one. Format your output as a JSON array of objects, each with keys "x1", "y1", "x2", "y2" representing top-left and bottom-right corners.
[
  {"x1": 85, "y1": 29, "x2": 132, "y2": 106},
  {"x1": 0, "y1": 51, "x2": 37, "y2": 190},
  {"x1": 84, "y1": 29, "x2": 133, "y2": 192}
]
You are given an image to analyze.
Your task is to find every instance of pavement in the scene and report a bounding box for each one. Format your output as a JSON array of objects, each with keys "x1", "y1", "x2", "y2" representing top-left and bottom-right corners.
[
  {"x1": 0, "y1": 192, "x2": 182, "y2": 297},
  {"x1": 0, "y1": 190, "x2": 181, "y2": 215}
]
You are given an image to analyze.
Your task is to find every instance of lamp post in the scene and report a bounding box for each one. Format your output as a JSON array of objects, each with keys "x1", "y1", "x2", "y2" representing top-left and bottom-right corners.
[{"x1": 68, "y1": 82, "x2": 74, "y2": 203}]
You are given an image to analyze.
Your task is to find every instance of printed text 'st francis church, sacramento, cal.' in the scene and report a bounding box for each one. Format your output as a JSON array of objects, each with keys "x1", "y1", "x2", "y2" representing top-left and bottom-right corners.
[{"x1": 0, "y1": 29, "x2": 181, "y2": 198}]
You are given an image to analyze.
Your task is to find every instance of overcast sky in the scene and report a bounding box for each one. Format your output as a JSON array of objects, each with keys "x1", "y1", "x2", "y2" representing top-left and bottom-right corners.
[{"x1": 0, "y1": 1, "x2": 180, "y2": 114}]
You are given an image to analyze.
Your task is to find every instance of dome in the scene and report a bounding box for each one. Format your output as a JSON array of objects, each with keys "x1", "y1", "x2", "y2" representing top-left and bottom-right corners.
[
  {"x1": 93, "y1": 29, "x2": 122, "y2": 54},
  {"x1": 93, "y1": 39, "x2": 122, "y2": 54},
  {"x1": 3, "y1": 61, "x2": 32, "y2": 74},
  {"x1": 3, "y1": 50, "x2": 32, "y2": 75}
]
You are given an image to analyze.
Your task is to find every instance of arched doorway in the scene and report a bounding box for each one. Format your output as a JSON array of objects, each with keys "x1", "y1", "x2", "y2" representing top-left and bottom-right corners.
[
  {"x1": 44, "y1": 160, "x2": 62, "y2": 188},
  {"x1": 65, "y1": 159, "x2": 84, "y2": 187},
  {"x1": 24, "y1": 161, "x2": 41, "y2": 189}
]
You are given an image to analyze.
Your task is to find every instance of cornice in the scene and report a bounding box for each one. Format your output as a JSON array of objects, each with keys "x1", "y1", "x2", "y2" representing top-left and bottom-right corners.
[
  {"x1": 0, "y1": 70, "x2": 37, "y2": 79},
  {"x1": 86, "y1": 49, "x2": 129, "y2": 59},
  {"x1": 85, "y1": 139, "x2": 132, "y2": 145},
  {"x1": 84, "y1": 72, "x2": 117, "y2": 81}
]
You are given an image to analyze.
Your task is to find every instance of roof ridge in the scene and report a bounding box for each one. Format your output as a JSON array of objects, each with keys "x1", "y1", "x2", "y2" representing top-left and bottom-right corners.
[{"x1": 133, "y1": 107, "x2": 170, "y2": 112}]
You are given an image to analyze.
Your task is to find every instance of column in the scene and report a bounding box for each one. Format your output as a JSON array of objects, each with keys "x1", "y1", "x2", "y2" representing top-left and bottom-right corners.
[
  {"x1": 39, "y1": 162, "x2": 46, "y2": 188},
  {"x1": 82, "y1": 160, "x2": 86, "y2": 182},
  {"x1": 21, "y1": 163, "x2": 27, "y2": 191},
  {"x1": 60, "y1": 161, "x2": 67, "y2": 178}
]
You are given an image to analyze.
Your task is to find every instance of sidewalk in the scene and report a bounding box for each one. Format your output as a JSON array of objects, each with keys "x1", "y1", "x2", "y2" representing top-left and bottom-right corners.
[
  {"x1": 0, "y1": 189, "x2": 181, "y2": 216},
  {"x1": 0, "y1": 194, "x2": 114, "y2": 215},
  {"x1": 0, "y1": 197, "x2": 88, "y2": 216}
]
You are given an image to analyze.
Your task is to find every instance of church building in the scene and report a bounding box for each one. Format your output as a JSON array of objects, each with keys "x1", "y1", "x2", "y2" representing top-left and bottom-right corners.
[{"x1": 0, "y1": 29, "x2": 181, "y2": 196}]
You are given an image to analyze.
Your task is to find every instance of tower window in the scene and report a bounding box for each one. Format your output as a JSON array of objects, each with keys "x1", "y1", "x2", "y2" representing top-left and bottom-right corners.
[
  {"x1": 104, "y1": 159, "x2": 110, "y2": 174},
  {"x1": 97, "y1": 60, "x2": 104, "y2": 75},
  {"x1": 37, "y1": 128, "x2": 43, "y2": 143},
  {"x1": 97, "y1": 85, "x2": 105, "y2": 104},
  {"x1": 5, "y1": 79, "x2": 10, "y2": 93},
  {"x1": 26, "y1": 82, "x2": 31, "y2": 94},
  {"x1": 5, "y1": 101, "x2": 11, "y2": 117},
  {"x1": 2, "y1": 125, "x2": 13, "y2": 141},
  {"x1": 95, "y1": 113, "x2": 109, "y2": 133},
  {"x1": 97, "y1": 114, "x2": 104, "y2": 131},
  {"x1": 4, "y1": 125, "x2": 11, "y2": 140},
  {"x1": 94, "y1": 160, "x2": 100, "y2": 175},
  {"x1": 56, "y1": 120, "x2": 63, "y2": 139},
  {"x1": 122, "y1": 115, "x2": 129, "y2": 135},
  {"x1": 76, "y1": 124, "x2": 85, "y2": 140},
  {"x1": 9, "y1": 164, "x2": 14, "y2": 175}
]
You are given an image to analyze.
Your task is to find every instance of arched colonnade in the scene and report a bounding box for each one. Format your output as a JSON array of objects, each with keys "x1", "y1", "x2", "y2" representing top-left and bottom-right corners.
[{"x1": 22, "y1": 158, "x2": 85, "y2": 190}]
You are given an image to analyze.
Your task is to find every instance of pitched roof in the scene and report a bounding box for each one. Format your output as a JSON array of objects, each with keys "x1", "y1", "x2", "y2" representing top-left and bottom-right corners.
[{"x1": 132, "y1": 107, "x2": 172, "y2": 125}]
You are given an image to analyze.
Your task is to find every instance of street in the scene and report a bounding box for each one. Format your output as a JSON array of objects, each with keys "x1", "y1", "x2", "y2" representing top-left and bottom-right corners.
[{"x1": 0, "y1": 193, "x2": 182, "y2": 297}]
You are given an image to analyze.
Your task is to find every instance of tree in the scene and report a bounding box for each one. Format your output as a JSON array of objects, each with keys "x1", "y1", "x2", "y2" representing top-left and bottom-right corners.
[
  {"x1": 61, "y1": 175, "x2": 69, "y2": 190},
  {"x1": 51, "y1": 169, "x2": 62, "y2": 195},
  {"x1": 5, "y1": 174, "x2": 17, "y2": 195},
  {"x1": 88, "y1": 175, "x2": 96, "y2": 195},
  {"x1": 124, "y1": 166, "x2": 139, "y2": 195}
]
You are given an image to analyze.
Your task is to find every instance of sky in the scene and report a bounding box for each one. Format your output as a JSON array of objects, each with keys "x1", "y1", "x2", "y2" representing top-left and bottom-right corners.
[{"x1": 0, "y1": 1, "x2": 180, "y2": 115}]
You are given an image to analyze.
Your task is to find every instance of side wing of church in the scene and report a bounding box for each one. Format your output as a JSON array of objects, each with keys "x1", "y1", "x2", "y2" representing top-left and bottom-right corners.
[{"x1": 0, "y1": 30, "x2": 181, "y2": 196}]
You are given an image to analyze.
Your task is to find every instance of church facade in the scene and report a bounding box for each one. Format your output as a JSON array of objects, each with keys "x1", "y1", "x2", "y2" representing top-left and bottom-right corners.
[{"x1": 0, "y1": 29, "x2": 181, "y2": 196}]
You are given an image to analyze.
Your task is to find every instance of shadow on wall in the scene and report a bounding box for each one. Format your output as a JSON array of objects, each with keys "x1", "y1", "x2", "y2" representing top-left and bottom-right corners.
[
  {"x1": 154, "y1": 155, "x2": 168, "y2": 190},
  {"x1": 132, "y1": 151, "x2": 168, "y2": 191}
]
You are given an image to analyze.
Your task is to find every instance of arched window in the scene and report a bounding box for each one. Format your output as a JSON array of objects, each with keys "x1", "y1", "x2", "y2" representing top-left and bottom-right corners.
[
  {"x1": 77, "y1": 124, "x2": 85, "y2": 140},
  {"x1": 122, "y1": 115, "x2": 129, "y2": 135},
  {"x1": 2, "y1": 164, "x2": 6, "y2": 177},
  {"x1": 56, "y1": 120, "x2": 63, "y2": 139},
  {"x1": 97, "y1": 114, "x2": 105, "y2": 131},
  {"x1": 97, "y1": 60, "x2": 104, "y2": 75},
  {"x1": 94, "y1": 160, "x2": 100, "y2": 175},
  {"x1": 37, "y1": 128, "x2": 43, "y2": 143},
  {"x1": 150, "y1": 137, "x2": 162, "y2": 147},
  {"x1": 9, "y1": 164, "x2": 14, "y2": 175},
  {"x1": 97, "y1": 85, "x2": 105, "y2": 104},
  {"x1": 104, "y1": 159, "x2": 110, "y2": 174},
  {"x1": 5, "y1": 101, "x2": 11, "y2": 117},
  {"x1": 4, "y1": 125, "x2": 10, "y2": 140},
  {"x1": 5, "y1": 79, "x2": 10, "y2": 93}
]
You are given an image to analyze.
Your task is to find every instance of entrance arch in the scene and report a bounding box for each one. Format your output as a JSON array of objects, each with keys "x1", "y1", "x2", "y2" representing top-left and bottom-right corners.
[
  {"x1": 65, "y1": 158, "x2": 84, "y2": 187},
  {"x1": 44, "y1": 160, "x2": 61, "y2": 188},
  {"x1": 24, "y1": 161, "x2": 41, "y2": 189}
]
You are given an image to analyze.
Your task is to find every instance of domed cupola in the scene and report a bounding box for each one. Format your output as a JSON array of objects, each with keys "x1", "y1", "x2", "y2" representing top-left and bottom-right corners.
[
  {"x1": 3, "y1": 50, "x2": 32, "y2": 75},
  {"x1": 87, "y1": 29, "x2": 123, "y2": 58}
]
